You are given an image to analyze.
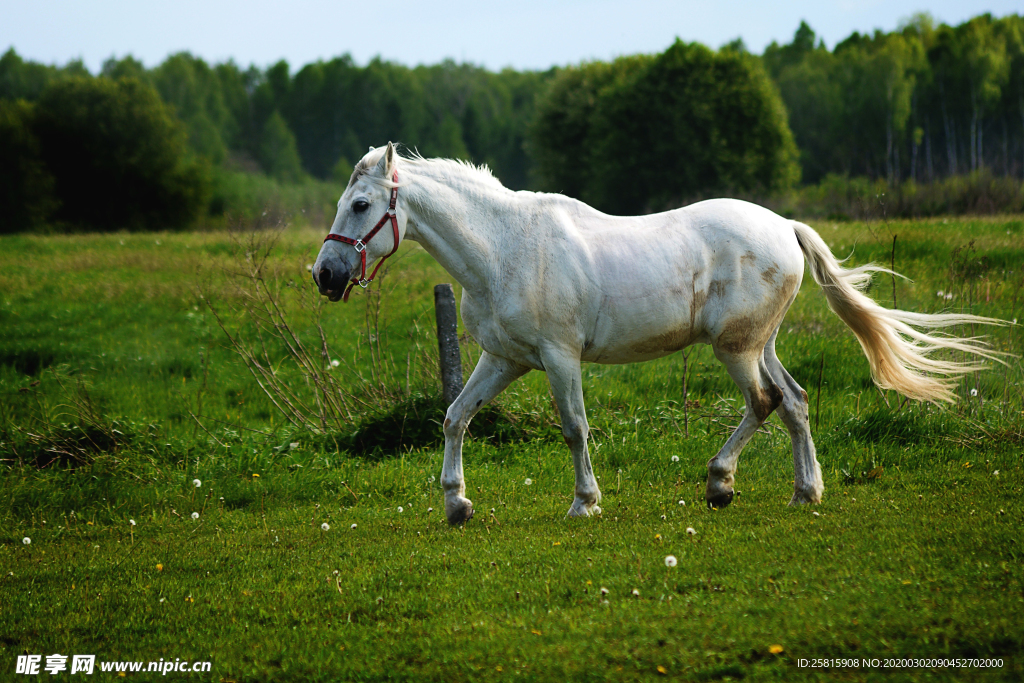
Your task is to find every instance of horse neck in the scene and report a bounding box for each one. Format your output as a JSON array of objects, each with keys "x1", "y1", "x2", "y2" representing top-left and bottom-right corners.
[{"x1": 401, "y1": 167, "x2": 506, "y2": 296}]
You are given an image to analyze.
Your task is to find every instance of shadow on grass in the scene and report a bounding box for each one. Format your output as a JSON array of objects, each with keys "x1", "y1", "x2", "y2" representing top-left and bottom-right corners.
[{"x1": 315, "y1": 393, "x2": 562, "y2": 460}]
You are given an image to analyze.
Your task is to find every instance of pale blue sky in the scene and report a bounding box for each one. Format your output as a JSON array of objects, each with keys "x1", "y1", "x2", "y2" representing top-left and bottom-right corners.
[{"x1": 1, "y1": 0, "x2": 1020, "y2": 72}]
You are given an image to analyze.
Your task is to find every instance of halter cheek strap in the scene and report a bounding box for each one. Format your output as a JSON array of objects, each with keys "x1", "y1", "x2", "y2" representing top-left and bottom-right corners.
[{"x1": 323, "y1": 170, "x2": 400, "y2": 302}]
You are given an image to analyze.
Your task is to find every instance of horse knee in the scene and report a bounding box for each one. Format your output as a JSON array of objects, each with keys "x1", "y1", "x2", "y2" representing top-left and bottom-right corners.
[
  {"x1": 443, "y1": 405, "x2": 470, "y2": 439},
  {"x1": 778, "y1": 391, "x2": 811, "y2": 430},
  {"x1": 750, "y1": 382, "x2": 783, "y2": 422}
]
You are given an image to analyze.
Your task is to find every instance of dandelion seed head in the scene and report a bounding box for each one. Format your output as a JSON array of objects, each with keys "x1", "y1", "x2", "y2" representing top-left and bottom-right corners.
[
  {"x1": 321, "y1": 522, "x2": 330, "y2": 531},
  {"x1": 660, "y1": 514, "x2": 666, "y2": 520},
  {"x1": 600, "y1": 587, "x2": 609, "y2": 596},
  {"x1": 686, "y1": 527, "x2": 696, "y2": 536},
  {"x1": 631, "y1": 588, "x2": 640, "y2": 597},
  {"x1": 191, "y1": 512, "x2": 199, "y2": 520},
  {"x1": 993, "y1": 470, "x2": 1000, "y2": 476},
  {"x1": 678, "y1": 499, "x2": 686, "y2": 506},
  {"x1": 192, "y1": 479, "x2": 201, "y2": 488},
  {"x1": 351, "y1": 523, "x2": 357, "y2": 529},
  {"x1": 945, "y1": 293, "x2": 953, "y2": 300},
  {"x1": 397, "y1": 506, "x2": 404, "y2": 513},
  {"x1": 671, "y1": 455, "x2": 679, "y2": 462},
  {"x1": 330, "y1": 359, "x2": 340, "y2": 368},
  {"x1": 812, "y1": 511, "x2": 820, "y2": 517},
  {"x1": 524, "y1": 478, "x2": 532, "y2": 486},
  {"x1": 129, "y1": 519, "x2": 136, "y2": 526},
  {"x1": 22, "y1": 537, "x2": 31, "y2": 545},
  {"x1": 970, "y1": 388, "x2": 978, "y2": 397},
  {"x1": 936, "y1": 290, "x2": 944, "y2": 297},
  {"x1": 427, "y1": 507, "x2": 433, "y2": 513},
  {"x1": 664, "y1": 555, "x2": 678, "y2": 568}
]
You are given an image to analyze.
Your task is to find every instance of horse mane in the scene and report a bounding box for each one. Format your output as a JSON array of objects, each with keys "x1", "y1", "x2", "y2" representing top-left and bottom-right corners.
[{"x1": 348, "y1": 146, "x2": 507, "y2": 192}]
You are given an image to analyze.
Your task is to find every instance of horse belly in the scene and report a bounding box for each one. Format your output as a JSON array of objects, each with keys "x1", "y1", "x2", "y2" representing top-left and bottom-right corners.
[{"x1": 582, "y1": 297, "x2": 705, "y2": 364}]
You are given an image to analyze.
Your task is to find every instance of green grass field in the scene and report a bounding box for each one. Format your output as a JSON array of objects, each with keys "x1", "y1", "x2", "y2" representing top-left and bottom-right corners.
[{"x1": 1, "y1": 216, "x2": 1022, "y2": 681}]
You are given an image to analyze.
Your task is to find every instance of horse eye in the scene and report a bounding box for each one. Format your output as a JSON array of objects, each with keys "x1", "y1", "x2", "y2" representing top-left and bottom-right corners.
[{"x1": 352, "y1": 200, "x2": 369, "y2": 213}]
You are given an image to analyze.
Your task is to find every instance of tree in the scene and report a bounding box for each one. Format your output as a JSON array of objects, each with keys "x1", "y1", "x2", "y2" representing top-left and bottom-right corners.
[
  {"x1": 529, "y1": 56, "x2": 650, "y2": 199},
  {"x1": 32, "y1": 76, "x2": 208, "y2": 230},
  {"x1": 960, "y1": 16, "x2": 1010, "y2": 170},
  {"x1": 0, "y1": 100, "x2": 57, "y2": 232},
  {"x1": 763, "y1": 21, "x2": 820, "y2": 79},
  {"x1": 149, "y1": 53, "x2": 238, "y2": 164},
  {"x1": 259, "y1": 110, "x2": 305, "y2": 183},
  {"x1": 532, "y1": 43, "x2": 799, "y2": 214}
]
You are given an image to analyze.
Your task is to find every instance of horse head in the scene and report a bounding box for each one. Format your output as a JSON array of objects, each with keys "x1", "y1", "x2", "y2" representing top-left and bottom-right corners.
[{"x1": 314, "y1": 142, "x2": 405, "y2": 302}]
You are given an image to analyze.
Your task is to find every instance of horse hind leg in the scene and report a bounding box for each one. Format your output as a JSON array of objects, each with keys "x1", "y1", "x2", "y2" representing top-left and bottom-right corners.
[
  {"x1": 763, "y1": 331, "x2": 823, "y2": 505},
  {"x1": 705, "y1": 351, "x2": 783, "y2": 509}
]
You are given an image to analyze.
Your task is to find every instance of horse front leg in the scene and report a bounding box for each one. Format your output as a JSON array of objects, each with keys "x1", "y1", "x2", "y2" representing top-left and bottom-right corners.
[
  {"x1": 541, "y1": 350, "x2": 601, "y2": 517},
  {"x1": 441, "y1": 351, "x2": 530, "y2": 525}
]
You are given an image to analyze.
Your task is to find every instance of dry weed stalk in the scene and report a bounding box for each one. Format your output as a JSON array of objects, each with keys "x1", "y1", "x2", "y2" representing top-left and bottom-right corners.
[{"x1": 202, "y1": 229, "x2": 433, "y2": 435}]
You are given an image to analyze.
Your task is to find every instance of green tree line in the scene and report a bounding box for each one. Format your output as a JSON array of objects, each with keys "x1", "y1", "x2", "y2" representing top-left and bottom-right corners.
[
  {"x1": 765, "y1": 13, "x2": 1024, "y2": 184},
  {"x1": 1, "y1": 11, "x2": 1021, "y2": 231}
]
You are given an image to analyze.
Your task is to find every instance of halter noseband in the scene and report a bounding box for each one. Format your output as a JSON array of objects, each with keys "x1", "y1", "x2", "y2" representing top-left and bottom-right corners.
[{"x1": 323, "y1": 170, "x2": 400, "y2": 302}]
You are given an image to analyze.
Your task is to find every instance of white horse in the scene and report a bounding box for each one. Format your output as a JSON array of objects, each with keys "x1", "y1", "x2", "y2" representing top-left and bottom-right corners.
[{"x1": 314, "y1": 143, "x2": 1003, "y2": 524}]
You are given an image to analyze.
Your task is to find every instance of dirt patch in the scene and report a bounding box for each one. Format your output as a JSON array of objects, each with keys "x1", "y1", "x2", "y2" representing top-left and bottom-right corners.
[{"x1": 631, "y1": 328, "x2": 692, "y2": 354}]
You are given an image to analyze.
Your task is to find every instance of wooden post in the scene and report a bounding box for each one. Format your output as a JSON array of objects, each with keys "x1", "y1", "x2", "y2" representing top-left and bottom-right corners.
[{"x1": 434, "y1": 284, "x2": 464, "y2": 406}]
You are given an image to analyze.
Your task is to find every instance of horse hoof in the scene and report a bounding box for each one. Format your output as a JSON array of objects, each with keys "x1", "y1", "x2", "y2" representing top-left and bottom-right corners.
[
  {"x1": 788, "y1": 490, "x2": 822, "y2": 506},
  {"x1": 705, "y1": 490, "x2": 734, "y2": 510},
  {"x1": 446, "y1": 498, "x2": 474, "y2": 525},
  {"x1": 567, "y1": 497, "x2": 600, "y2": 518}
]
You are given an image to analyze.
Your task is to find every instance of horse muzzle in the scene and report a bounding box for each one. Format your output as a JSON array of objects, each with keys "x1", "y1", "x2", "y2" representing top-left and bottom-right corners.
[{"x1": 314, "y1": 264, "x2": 352, "y2": 302}]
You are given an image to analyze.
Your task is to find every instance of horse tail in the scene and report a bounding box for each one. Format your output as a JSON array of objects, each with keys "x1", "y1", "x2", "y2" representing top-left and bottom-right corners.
[{"x1": 791, "y1": 220, "x2": 1007, "y2": 403}]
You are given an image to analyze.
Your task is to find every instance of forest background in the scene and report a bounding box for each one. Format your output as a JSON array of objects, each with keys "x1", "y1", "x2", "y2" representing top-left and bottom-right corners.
[{"x1": 2, "y1": 11, "x2": 1024, "y2": 232}]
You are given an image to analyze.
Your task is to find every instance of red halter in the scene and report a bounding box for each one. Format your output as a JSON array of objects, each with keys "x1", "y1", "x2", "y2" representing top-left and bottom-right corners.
[{"x1": 323, "y1": 170, "x2": 400, "y2": 302}]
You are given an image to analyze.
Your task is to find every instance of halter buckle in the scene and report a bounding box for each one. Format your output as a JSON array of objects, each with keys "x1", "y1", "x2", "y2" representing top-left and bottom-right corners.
[
  {"x1": 353, "y1": 240, "x2": 366, "y2": 253},
  {"x1": 358, "y1": 278, "x2": 371, "y2": 289}
]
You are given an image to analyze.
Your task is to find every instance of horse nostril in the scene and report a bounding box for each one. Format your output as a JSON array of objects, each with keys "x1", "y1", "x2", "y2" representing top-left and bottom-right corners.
[{"x1": 318, "y1": 267, "x2": 332, "y2": 289}]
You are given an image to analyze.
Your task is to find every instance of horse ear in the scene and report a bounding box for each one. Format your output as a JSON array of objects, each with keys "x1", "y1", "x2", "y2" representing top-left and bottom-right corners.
[{"x1": 374, "y1": 142, "x2": 395, "y2": 176}]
